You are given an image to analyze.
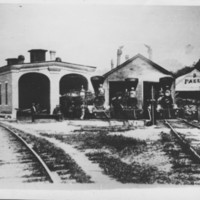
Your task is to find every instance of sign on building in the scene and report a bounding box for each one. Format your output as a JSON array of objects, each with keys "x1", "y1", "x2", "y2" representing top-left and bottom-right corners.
[{"x1": 176, "y1": 69, "x2": 200, "y2": 91}]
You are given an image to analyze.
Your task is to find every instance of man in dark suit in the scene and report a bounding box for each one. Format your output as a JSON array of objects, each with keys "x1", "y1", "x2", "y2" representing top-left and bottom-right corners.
[{"x1": 31, "y1": 103, "x2": 37, "y2": 122}]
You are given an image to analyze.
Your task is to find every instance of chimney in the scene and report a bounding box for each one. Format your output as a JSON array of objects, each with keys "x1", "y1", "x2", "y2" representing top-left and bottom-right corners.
[
  {"x1": 125, "y1": 55, "x2": 129, "y2": 61},
  {"x1": 144, "y1": 44, "x2": 153, "y2": 60},
  {"x1": 111, "y1": 59, "x2": 114, "y2": 69},
  {"x1": 6, "y1": 58, "x2": 18, "y2": 66},
  {"x1": 55, "y1": 57, "x2": 62, "y2": 62},
  {"x1": 49, "y1": 50, "x2": 56, "y2": 61},
  {"x1": 28, "y1": 49, "x2": 47, "y2": 63},
  {"x1": 18, "y1": 55, "x2": 25, "y2": 64},
  {"x1": 117, "y1": 46, "x2": 123, "y2": 66}
]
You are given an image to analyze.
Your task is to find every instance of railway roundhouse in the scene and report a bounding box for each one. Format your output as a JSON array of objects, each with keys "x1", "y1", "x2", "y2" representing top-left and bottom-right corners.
[{"x1": 0, "y1": 49, "x2": 96, "y2": 118}]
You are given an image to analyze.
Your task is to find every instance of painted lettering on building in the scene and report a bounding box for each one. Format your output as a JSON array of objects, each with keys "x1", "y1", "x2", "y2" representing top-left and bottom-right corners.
[{"x1": 185, "y1": 78, "x2": 200, "y2": 84}]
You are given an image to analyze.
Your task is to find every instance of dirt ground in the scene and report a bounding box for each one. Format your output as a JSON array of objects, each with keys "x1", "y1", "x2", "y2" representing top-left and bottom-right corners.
[{"x1": 3, "y1": 119, "x2": 200, "y2": 185}]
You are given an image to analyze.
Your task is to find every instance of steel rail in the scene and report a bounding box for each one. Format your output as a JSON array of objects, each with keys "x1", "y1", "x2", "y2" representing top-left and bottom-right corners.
[
  {"x1": 0, "y1": 122, "x2": 59, "y2": 183},
  {"x1": 179, "y1": 118, "x2": 200, "y2": 129},
  {"x1": 164, "y1": 119, "x2": 200, "y2": 161}
]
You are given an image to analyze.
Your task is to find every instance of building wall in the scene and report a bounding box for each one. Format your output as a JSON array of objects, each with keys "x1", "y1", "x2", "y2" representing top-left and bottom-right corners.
[
  {"x1": 4, "y1": 64, "x2": 95, "y2": 117},
  {"x1": 175, "y1": 69, "x2": 200, "y2": 91},
  {"x1": 103, "y1": 57, "x2": 171, "y2": 108},
  {"x1": 0, "y1": 71, "x2": 12, "y2": 114}
]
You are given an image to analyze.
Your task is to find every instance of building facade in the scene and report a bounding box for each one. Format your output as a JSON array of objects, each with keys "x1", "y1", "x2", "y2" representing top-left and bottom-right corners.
[
  {"x1": 175, "y1": 68, "x2": 200, "y2": 100},
  {"x1": 0, "y1": 49, "x2": 96, "y2": 118},
  {"x1": 103, "y1": 54, "x2": 174, "y2": 110}
]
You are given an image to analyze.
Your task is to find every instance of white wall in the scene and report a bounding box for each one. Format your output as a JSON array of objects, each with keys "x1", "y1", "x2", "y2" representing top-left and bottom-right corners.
[{"x1": 176, "y1": 69, "x2": 200, "y2": 91}]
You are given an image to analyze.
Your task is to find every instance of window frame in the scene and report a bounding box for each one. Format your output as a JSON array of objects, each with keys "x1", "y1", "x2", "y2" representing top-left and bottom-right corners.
[{"x1": 5, "y1": 82, "x2": 8, "y2": 105}]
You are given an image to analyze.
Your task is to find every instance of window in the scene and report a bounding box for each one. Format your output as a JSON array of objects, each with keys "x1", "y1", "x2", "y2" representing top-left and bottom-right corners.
[
  {"x1": 0, "y1": 84, "x2": 1, "y2": 105},
  {"x1": 5, "y1": 82, "x2": 8, "y2": 105}
]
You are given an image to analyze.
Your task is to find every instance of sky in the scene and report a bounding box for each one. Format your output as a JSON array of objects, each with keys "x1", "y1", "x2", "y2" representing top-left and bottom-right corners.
[{"x1": 0, "y1": 2, "x2": 200, "y2": 74}]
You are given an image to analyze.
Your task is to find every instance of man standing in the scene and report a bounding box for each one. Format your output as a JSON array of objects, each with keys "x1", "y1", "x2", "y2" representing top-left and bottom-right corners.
[
  {"x1": 31, "y1": 103, "x2": 36, "y2": 122},
  {"x1": 128, "y1": 87, "x2": 137, "y2": 108}
]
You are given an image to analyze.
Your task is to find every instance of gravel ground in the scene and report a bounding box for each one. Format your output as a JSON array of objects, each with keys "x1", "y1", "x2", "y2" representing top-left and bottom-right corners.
[{"x1": 3, "y1": 119, "x2": 200, "y2": 185}]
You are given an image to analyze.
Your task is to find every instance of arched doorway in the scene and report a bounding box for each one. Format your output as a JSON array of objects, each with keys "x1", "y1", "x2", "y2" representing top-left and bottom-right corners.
[
  {"x1": 59, "y1": 74, "x2": 88, "y2": 118},
  {"x1": 19, "y1": 73, "x2": 50, "y2": 113},
  {"x1": 60, "y1": 73, "x2": 88, "y2": 95}
]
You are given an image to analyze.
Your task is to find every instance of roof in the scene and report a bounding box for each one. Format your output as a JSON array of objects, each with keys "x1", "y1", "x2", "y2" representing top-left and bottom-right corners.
[
  {"x1": 174, "y1": 66, "x2": 196, "y2": 78},
  {"x1": 28, "y1": 49, "x2": 48, "y2": 52},
  {"x1": 103, "y1": 53, "x2": 173, "y2": 78},
  {"x1": 0, "y1": 60, "x2": 96, "y2": 73}
]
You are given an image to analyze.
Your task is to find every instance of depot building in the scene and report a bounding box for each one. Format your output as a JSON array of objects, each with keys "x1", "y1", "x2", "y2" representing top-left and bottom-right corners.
[
  {"x1": 175, "y1": 67, "x2": 200, "y2": 99},
  {"x1": 103, "y1": 54, "x2": 174, "y2": 110},
  {"x1": 0, "y1": 49, "x2": 96, "y2": 118}
]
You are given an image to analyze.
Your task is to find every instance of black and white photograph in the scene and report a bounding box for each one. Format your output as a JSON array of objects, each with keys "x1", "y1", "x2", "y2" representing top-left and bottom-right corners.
[{"x1": 0, "y1": 0, "x2": 200, "y2": 199}]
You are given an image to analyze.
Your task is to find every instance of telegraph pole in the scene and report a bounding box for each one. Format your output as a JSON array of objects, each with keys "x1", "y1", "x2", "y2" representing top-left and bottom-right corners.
[{"x1": 150, "y1": 85, "x2": 156, "y2": 125}]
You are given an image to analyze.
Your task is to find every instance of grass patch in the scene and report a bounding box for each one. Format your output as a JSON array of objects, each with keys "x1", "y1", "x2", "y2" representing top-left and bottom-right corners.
[
  {"x1": 41, "y1": 132, "x2": 146, "y2": 153},
  {"x1": 19, "y1": 132, "x2": 92, "y2": 183},
  {"x1": 86, "y1": 152, "x2": 169, "y2": 184}
]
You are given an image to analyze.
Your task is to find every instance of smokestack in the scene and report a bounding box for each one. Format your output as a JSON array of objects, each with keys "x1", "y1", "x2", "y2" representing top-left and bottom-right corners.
[
  {"x1": 6, "y1": 58, "x2": 18, "y2": 65},
  {"x1": 28, "y1": 49, "x2": 47, "y2": 63},
  {"x1": 117, "y1": 46, "x2": 123, "y2": 66},
  {"x1": 49, "y1": 50, "x2": 56, "y2": 61},
  {"x1": 111, "y1": 59, "x2": 114, "y2": 69}
]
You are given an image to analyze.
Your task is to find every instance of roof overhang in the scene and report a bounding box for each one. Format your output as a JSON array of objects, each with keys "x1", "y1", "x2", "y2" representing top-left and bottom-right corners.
[{"x1": 0, "y1": 61, "x2": 97, "y2": 73}]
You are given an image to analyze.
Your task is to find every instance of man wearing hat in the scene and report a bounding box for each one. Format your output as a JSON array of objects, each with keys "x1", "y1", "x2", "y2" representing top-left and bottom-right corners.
[{"x1": 128, "y1": 87, "x2": 137, "y2": 108}]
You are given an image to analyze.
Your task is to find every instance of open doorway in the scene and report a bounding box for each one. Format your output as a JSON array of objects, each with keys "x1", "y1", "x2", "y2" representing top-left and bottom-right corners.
[{"x1": 19, "y1": 73, "x2": 50, "y2": 113}]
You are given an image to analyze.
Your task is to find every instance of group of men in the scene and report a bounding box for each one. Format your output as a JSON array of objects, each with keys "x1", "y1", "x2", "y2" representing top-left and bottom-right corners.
[
  {"x1": 111, "y1": 87, "x2": 138, "y2": 118},
  {"x1": 31, "y1": 84, "x2": 106, "y2": 122},
  {"x1": 155, "y1": 86, "x2": 176, "y2": 119}
]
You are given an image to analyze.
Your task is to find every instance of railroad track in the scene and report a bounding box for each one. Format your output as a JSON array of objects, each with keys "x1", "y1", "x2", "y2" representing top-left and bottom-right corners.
[
  {"x1": 0, "y1": 123, "x2": 60, "y2": 183},
  {"x1": 164, "y1": 119, "x2": 200, "y2": 162},
  {"x1": 180, "y1": 119, "x2": 200, "y2": 129},
  {"x1": 164, "y1": 119, "x2": 197, "y2": 129}
]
